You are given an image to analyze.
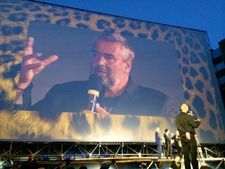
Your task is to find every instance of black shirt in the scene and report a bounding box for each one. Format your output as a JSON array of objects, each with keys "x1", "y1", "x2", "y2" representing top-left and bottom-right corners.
[
  {"x1": 18, "y1": 77, "x2": 167, "y2": 119},
  {"x1": 175, "y1": 112, "x2": 201, "y2": 135}
]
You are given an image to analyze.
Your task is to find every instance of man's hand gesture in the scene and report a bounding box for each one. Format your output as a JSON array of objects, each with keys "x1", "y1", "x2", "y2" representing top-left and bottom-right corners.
[{"x1": 17, "y1": 37, "x2": 58, "y2": 90}]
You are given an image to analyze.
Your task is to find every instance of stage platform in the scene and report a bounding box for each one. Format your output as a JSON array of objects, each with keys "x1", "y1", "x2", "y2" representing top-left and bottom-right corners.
[{"x1": 0, "y1": 141, "x2": 224, "y2": 168}]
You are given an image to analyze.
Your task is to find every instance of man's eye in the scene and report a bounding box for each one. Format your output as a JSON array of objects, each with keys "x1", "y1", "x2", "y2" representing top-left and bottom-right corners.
[{"x1": 104, "y1": 54, "x2": 114, "y2": 61}]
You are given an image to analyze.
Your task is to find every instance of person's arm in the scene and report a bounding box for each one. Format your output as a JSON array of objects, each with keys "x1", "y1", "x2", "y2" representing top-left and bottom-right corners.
[
  {"x1": 13, "y1": 83, "x2": 33, "y2": 110},
  {"x1": 189, "y1": 116, "x2": 201, "y2": 129},
  {"x1": 155, "y1": 132, "x2": 159, "y2": 144},
  {"x1": 164, "y1": 133, "x2": 170, "y2": 141},
  {"x1": 95, "y1": 103, "x2": 111, "y2": 115},
  {"x1": 0, "y1": 82, "x2": 32, "y2": 110},
  {"x1": 0, "y1": 37, "x2": 58, "y2": 110},
  {"x1": 15, "y1": 37, "x2": 58, "y2": 103}
]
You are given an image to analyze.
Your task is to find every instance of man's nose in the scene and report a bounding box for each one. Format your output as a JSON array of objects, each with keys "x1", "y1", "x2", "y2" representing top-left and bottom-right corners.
[{"x1": 95, "y1": 55, "x2": 107, "y2": 65}]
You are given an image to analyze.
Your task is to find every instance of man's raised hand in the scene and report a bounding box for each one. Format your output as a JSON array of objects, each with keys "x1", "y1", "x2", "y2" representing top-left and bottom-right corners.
[{"x1": 17, "y1": 37, "x2": 58, "y2": 89}]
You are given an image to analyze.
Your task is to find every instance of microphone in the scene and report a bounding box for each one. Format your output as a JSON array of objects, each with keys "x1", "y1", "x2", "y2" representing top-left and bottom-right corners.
[
  {"x1": 188, "y1": 110, "x2": 198, "y2": 119},
  {"x1": 87, "y1": 74, "x2": 103, "y2": 112}
]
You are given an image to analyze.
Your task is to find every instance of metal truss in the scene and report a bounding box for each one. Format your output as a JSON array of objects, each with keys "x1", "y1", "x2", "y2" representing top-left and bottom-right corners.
[
  {"x1": 0, "y1": 141, "x2": 225, "y2": 168},
  {"x1": 0, "y1": 141, "x2": 158, "y2": 161}
]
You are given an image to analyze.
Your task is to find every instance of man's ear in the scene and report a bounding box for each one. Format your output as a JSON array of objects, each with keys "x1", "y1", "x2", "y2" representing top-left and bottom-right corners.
[{"x1": 124, "y1": 59, "x2": 132, "y2": 74}]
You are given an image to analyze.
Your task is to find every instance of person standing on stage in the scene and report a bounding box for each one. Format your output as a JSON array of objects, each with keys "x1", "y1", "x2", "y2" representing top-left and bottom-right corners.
[
  {"x1": 175, "y1": 103, "x2": 201, "y2": 169},
  {"x1": 164, "y1": 128, "x2": 172, "y2": 158},
  {"x1": 155, "y1": 127, "x2": 163, "y2": 158},
  {"x1": 172, "y1": 130, "x2": 183, "y2": 158}
]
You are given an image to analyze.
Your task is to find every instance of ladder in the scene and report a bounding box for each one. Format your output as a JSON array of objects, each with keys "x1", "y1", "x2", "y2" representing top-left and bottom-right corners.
[{"x1": 194, "y1": 133, "x2": 205, "y2": 166}]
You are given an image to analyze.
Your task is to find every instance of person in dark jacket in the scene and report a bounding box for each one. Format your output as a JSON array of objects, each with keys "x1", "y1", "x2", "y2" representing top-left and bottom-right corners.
[
  {"x1": 164, "y1": 128, "x2": 172, "y2": 158},
  {"x1": 4, "y1": 32, "x2": 167, "y2": 119},
  {"x1": 175, "y1": 103, "x2": 201, "y2": 169}
]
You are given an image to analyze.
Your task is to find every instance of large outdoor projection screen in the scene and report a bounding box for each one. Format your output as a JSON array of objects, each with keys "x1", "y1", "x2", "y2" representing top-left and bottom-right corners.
[{"x1": 0, "y1": 0, "x2": 225, "y2": 143}]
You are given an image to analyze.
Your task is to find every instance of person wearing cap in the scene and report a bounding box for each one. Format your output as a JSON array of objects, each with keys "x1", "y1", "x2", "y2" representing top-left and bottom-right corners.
[{"x1": 175, "y1": 103, "x2": 201, "y2": 169}]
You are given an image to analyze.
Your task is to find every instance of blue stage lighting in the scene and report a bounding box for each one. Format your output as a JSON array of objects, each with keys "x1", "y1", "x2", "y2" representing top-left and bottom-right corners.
[
  {"x1": 42, "y1": 154, "x2": 49, "y2": 161},
  {"x1": 64, "y1": 154, "x2": 71, "y2": 160}
]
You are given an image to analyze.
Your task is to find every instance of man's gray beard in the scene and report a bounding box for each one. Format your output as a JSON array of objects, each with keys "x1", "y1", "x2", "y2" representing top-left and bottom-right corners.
[{"x1": 101, "y1": 76, "x2": 115, "y2": 89}]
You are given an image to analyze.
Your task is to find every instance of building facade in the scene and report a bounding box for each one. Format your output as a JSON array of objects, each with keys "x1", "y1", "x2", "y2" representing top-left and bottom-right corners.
[{"x1": 211, "y1": 39, "x2": 225, "y2": 107}]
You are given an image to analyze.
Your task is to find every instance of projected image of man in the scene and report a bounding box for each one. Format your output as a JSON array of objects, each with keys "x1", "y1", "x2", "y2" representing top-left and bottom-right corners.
[{"x1": 6, "y1": 32, "x2": 168, "y2": 119}]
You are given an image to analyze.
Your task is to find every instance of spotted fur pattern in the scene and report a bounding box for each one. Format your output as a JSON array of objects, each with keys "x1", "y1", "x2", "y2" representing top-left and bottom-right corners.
[{"x1": 0, "y1": 0, "x2": 224, "y2": 142}]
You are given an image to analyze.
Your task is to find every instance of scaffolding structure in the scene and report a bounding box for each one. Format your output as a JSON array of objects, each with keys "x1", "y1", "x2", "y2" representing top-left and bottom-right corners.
[{"x1": 0, "y1": 141, "x2": 224, "y2": 168}]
